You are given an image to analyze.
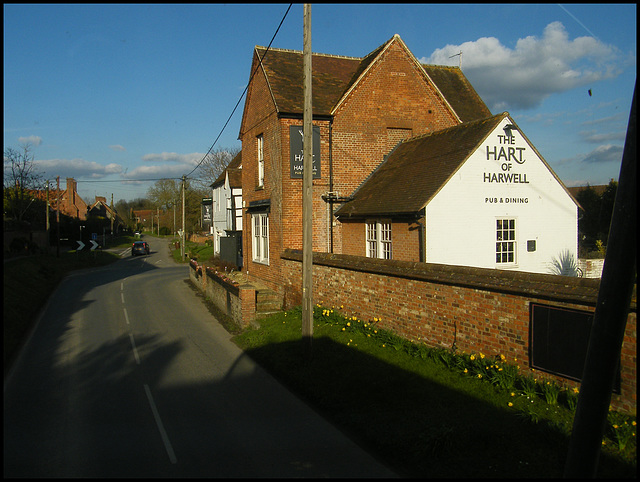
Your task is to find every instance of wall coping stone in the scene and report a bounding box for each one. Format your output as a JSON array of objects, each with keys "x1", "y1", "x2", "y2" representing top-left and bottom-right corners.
[{"x1": 281, "y1": 249, "x2": 636, "y2": 310}]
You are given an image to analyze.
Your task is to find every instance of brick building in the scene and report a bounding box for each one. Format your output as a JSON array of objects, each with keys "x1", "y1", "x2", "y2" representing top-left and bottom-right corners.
[
  {"x1": 335, "y1": 112, "x2": 579, "y2": 274},
  {"x1": 239, "y1": 34, "x2": 490, "y2": 294},
  {"x1": 30, "y1": 177, "x2": 89, "y2": 221}
]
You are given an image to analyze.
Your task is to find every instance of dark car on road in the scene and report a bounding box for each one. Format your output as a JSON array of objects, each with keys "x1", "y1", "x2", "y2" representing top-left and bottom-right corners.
[{"x1": 132, "y1": 241, "x2": 150, "y2": 256}]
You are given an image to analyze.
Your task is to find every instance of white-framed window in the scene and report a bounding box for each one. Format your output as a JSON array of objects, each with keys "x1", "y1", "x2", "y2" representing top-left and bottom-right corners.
[
  {"x1": 496, "y1": 218, "x2": 516, "y2": 264},
  {"x1": 257, "y1": 134, "x2": 264, "y2": 187},
  {"x1": 252, "y1": 212, "x2": 269, "y2": 264},
  {"x1": 366, "y1": 220, "x2": 392, "y2": 259}
]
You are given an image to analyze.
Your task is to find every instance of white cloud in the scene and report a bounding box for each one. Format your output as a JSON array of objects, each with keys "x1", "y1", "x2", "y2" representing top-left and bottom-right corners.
[
  {"x1": 582, "y1": 145, "x2": 623, "y2": 164},
  {"x1": 125, "y1": 163, "x2": 189, "y2": 180},
  {"x1": 141, "y1": 152, "x2": 205, "y2": 164},
  {"x1": 109, "y1": 144, "x2": 126, "y2": 151},
  {"x1": 18, "y1": 135, "x2": 43, "y2": 146},
  {"x1": 423, "y1": 21, "x2": 624, "y2": 111},
  {"x1": 33, "y1": 158, "x2": 123, "y2": 179}
]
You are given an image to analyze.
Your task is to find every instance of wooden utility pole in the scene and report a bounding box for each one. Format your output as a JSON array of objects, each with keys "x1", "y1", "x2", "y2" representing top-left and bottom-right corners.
[
  {"x1": 564, "y1": 82, "x2": 637, "y2": 477},
  {"x1": 45, "y1": 180, "x2": 50, "y2": 251},
  {"x1": 301, "y1": 3, "x2": 313, "y2": 354},
  {"x1": 56, "y1": 176, "x2": 60, "y2": 257},
  {"x1": 181, "y1": 175, "x2": 186, "y2": 260}
]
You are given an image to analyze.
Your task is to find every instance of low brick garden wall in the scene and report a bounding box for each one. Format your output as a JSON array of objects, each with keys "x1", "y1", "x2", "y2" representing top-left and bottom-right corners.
[
  {"x1": 189, "y1": 260, "x2": 256, "y2": 329},
  {"x1": 280, "y1": 249, "x2": 636, "y2": 414}
]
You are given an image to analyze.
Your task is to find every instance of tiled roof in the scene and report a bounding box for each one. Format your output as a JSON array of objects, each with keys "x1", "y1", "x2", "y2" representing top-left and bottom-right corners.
[
  {"x1": 213, "y1": 151, "x2": 242, "y2": 187},
  {"x1": 254, "y1": 35, "x2": 490, "y2": 120},
  {"x1": 567, "y1": 184, "x2": 610, "y2": 197},
  {"x1": 422, "y1": 64, "x2": 492, "y2": 122},
  {"x1": 255, "y1": 46, "x2": 361, "y2": 116},
  {"x1": 335, "y1": 113, "x2": 508, "y2": 218}
]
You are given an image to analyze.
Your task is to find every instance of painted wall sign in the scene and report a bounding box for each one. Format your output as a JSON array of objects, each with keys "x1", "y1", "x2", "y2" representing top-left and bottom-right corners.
[
  {"x1": 483, "y1": 133, "x2": 529, "y2": 184},
  {"x1": 290, "y1": 125, "x2": 321, "y2": 179}
]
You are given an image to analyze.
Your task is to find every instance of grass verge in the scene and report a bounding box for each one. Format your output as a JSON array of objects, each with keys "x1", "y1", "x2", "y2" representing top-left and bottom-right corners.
[{"x1": 232, "y1": 305, "x2": 637, "y2": 478}]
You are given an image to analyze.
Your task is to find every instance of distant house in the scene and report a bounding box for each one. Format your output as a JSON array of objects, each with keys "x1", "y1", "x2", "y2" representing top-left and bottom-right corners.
[
  {"x1": 335, "y1": 112, "x2": 580, "y2": 274},
  {"x1": 567, "y1": 182, "x2": 612, "y2": 198},
  {"x1": 30, "y1": 177, "x2": 89, "y2": 220},
  {"x1": 211, "y1": 151, "x2": 243, "y2": 266},
  {"x1": 87, "y1": 196, "x2": 125, "y2": 234},
  {"x1": 132, "y1": 209, "x2": 155, "y2": 232}
]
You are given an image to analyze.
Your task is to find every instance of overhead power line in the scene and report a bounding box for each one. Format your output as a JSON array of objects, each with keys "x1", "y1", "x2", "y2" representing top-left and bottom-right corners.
[{"x1": 185, "y1": 3, "x2": 293, "y2": 179}]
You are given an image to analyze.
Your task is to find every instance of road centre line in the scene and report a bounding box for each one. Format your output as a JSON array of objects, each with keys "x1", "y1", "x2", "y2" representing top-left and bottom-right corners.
[
  {"x1": 123, "y1": 308, "x2": 130, "y2": 325},
  {"x1": 144, "y1": 384, "x2": 178, "y2": 464},
  {"x1": 128, "y1": 333, "x2": 140, "y2": 365},
  {"x1": 121, "y1": 292, "x2": 125, "y2": 304}
]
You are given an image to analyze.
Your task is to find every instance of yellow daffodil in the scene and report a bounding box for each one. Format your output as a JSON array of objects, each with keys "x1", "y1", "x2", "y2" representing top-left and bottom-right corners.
[
  {"x1": 508, "y1": 402, "x2": 513, "y2": 407},
  {"x1": 470, "y1": 355, "x2": 475, "y2": 361}
]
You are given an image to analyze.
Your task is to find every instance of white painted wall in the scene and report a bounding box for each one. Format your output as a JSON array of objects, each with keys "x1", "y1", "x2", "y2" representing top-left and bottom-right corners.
[
  {"x1": 425, "y1": 118, "x2": 578, "y2": 275},
  {"x1": 211, "y1": 174, "x2": 243, "y2": 255},
  {"x1": 212, "y1": 182, "x2": 228, "y2": 254}
]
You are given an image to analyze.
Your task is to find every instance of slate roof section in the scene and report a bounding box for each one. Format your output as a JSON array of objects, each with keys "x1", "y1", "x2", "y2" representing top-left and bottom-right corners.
[
  {"x1": 254, "y1": 35, "x2": 490, "y2": 121},
  {"x1": 335, "y1": 113, "x2": 508, "y2": 218}
]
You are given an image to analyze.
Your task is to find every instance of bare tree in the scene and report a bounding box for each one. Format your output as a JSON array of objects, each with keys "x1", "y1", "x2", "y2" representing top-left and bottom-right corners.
[
  {"x1": 3, "y1": 143, "x2": 44, "y2": 223},
  {"x1": 191, "y1": 146, "x2": 241, "y2": 191}
]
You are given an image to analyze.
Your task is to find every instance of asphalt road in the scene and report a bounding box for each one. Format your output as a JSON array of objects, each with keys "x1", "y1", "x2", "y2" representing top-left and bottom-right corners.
[{"x1": 4, "y1": 237, "x2": 396, "y2": 477}]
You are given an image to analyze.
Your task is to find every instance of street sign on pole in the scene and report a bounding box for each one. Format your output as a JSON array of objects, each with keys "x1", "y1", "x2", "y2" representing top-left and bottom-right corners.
[
  {"x1": 76, "y1": 240, "x2": 85, "y2": 251},
  {"x1": 90, "y1": 240, "x2": 99, "y2": 251}
]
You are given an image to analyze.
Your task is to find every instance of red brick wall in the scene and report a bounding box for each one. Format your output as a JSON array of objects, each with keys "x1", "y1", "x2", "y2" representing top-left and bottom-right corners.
[
  {"x1": 341, "y1": 218, "x2": 423, "y2": 261},
  {"x1": 280, "y1": 250, "x2": 637, "y2": 414},
  {"x1": 240, "y1": 39, "x2": 465, "y2": 293},
  {"x1": 328, "y1": 41, "x2": 460, "y2": 253}
]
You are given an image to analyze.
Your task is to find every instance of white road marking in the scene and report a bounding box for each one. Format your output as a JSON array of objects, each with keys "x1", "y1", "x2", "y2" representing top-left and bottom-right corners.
[
  {"x1": 144, "y1": 384, "x2": 178, "y2": 464},
  {"x1": 123, "y1": 308, "x2": 130, "y2": 325},
  {"x1": 129, "y1": 333, "x2": 140, "y2": 365},
  {"x1": 121, "y1": 292, "x2": 125, "y2": 304}
]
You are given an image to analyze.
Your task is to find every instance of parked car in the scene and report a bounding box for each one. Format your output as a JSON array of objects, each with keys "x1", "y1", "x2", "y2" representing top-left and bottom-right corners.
[{"x1": 132, "y1": 241, "x2": 150, "y2": 256}]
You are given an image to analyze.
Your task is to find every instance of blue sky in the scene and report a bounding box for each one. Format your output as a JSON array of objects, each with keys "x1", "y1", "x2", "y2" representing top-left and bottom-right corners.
[{"x1": 4, "y1": 3, "x2": 636, "y2": 203}]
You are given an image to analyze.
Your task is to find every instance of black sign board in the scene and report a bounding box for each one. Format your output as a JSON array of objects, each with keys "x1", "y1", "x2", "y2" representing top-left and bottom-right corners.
[
  {"x1": 290, "y1": 125, "x2": 321, "y2": 179},
  {"x1": 529, "y1": 303, "x2": 621, "y2": 392}
]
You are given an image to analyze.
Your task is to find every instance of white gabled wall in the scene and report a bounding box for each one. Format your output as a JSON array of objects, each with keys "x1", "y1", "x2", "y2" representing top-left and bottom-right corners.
[{"x1": 425, "y1": 118, "x2": 578, "y2": 274}]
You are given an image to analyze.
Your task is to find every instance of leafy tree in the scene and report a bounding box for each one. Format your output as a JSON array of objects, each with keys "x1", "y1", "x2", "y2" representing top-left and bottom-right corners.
[
  {"x1": 597, "y1": 180, "x2": 617, "y2": 240},
  {"x1": 575, "y1": 180, "x2": 617, "y2": 256},
  {"x1": 146, "y1": 178, "x2": 181, "y2": 210}
]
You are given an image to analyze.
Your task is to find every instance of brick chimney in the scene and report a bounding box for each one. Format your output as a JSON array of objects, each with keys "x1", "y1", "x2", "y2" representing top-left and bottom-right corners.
[{"x1": 66, "y1": 178, "x2": 76, "y2": 206}]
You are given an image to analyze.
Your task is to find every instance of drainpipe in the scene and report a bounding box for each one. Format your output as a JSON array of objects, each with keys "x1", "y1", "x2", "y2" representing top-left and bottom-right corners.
[{"x1": 329, "y1": 118, "x2": 333, "y2": 253}]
